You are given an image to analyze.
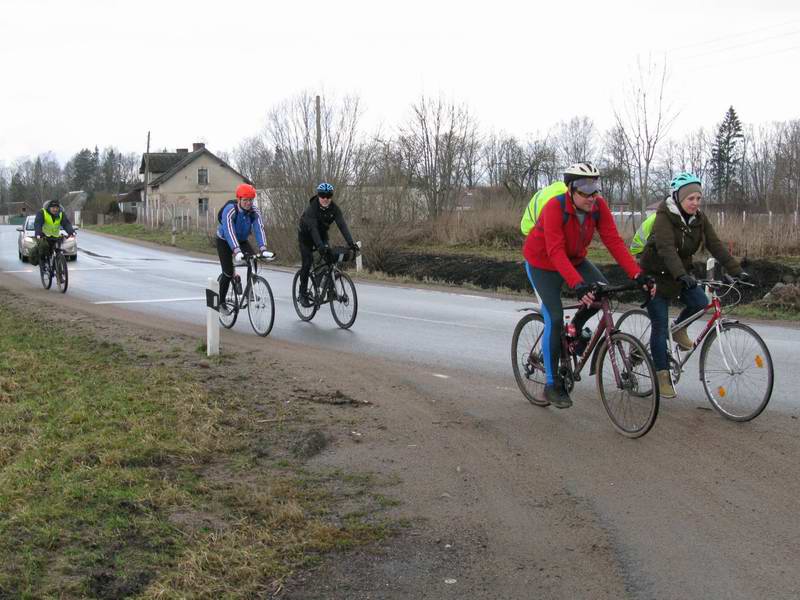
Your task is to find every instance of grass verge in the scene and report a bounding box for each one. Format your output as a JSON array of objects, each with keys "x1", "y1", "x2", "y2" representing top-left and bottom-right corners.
[
  {"x1": 0, "y1": 295, "x2": 394, "y2": 598},
  {"x1": 87, "y1": 224, "x2": 216, "y2": 256},
  {"x1": 728, "y1": 304, "x2": 800, "y2": 322}
]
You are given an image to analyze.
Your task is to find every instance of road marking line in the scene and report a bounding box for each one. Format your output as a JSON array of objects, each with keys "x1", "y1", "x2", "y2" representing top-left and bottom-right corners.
[
  {"x1": 93, "y1": 297, "x2": 204, "y2": 305},
  {"x1": 3, "y1": 267, "x2": 121, "y2": 273},
  {"x1": 431, "y1": 373, "x2": 450, "y2": 379}
]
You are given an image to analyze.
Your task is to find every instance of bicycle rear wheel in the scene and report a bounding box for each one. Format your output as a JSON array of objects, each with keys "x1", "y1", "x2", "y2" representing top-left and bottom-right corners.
[
  {"x1": 247, "y1": 275, "x2": 275, "y2": 337},
  {"x1": 292, "y1": 271, "x2": 318, "y2": 321},
  {"x1": 40, "y1": 259, "x2": 52, "y2": 290},
  {"x1": 597, "y1": 332, "x2": 659, "y2": 438},
  {"x1": 699, "y1": 322, "x2": 773, "y2": 421},
  {"x1": 55, "y1": 254, "x2": 68, "y2": 293},
  {"x1": 218, "y1": 276, "x2": 238, "y2": 329},
  {"x1": 510, "y1": 312, "x2": 549, "y2": 406},
  {"x1": 330, "y1": 271, "x2": 358, "y2": 329}
]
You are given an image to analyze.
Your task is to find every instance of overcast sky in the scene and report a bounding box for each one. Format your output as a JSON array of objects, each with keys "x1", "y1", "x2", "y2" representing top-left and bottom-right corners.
[{"x1": 1, "y1": 0, "x2": 799, "y2": 164}]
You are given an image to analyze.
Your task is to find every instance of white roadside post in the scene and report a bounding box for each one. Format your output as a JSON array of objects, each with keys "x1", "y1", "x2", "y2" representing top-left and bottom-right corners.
[
  {"x1": 355, "y1": 240, "x2": 363, "y2": 272},
  {"x1": 705, "y1": 257, "x2": 716, "y2": 298},
  {"x1": 206, "y1": 277, "x2": 220, "y2": 356}
]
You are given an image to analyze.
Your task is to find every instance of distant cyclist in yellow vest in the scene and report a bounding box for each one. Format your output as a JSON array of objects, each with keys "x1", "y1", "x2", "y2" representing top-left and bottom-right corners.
[{"x1": 34, "y1": 199, "x2": 75, "y2": 261}]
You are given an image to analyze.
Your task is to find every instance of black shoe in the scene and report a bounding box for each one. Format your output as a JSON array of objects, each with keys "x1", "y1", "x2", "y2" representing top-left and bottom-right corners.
[
  {"x1": 219, "y1": 302, "x2": 233, "y2": 317},
  {"x1": 544, "y1": 384, "x2": 573, "y2": 409},
  {"x1": 299, "y1": 292, "x2": 313, "y2": 308}
]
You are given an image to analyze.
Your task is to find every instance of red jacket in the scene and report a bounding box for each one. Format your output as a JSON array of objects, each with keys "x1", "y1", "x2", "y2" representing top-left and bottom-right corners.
[{"x1": 522, "y1": 192, "x2": 641, "y2": 289}]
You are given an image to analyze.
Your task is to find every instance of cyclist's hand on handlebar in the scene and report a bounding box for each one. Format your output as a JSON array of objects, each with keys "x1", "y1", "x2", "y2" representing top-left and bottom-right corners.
[
  {"x1": 634, "y1": 272, "x2": 656, "y2": 298},
  {"x1": 260, "y1": 250, "x2": 275, "y2": 259},
  {"x1": 678, "y1": 274, "x2": 697, "y2": 290},
  {"x1": 573, "y1": 282, "x2": 595, "y2": 307},
  {"x1": 234, "y1": 251, "x2": 244, "y2": 262},
  {"x1": 349, "y1": 243, "x2": 360, "y2": 254}
]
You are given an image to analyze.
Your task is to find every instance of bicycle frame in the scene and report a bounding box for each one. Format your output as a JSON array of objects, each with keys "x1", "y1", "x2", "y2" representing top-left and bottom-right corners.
[
  {"x1": 309, "y1": 260, "x2": 342, "y2": 307},
  {"x1": 666, "y1": 288, "x2": 726, "y2": 371},
  {"x1": 232, "y1": 255, "x2": 263, "y2": 309},
  {"x1": 562, "y1": 295, "x2": 629, "y2": 387}
]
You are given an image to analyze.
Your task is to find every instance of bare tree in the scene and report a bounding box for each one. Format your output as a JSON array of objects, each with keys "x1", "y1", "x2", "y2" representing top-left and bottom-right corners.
[
  {"x1": 232, "y1": 135, "x2": 273, "y2": 188},
  {"x1": 398, "y1": 95, "x2": 478, "y2": 217},
  {"x1": 614, "y1": 57, "x2": 678, "y2": 217},
  {"x1": 264, "y1": 91, "x2": 375, "y2": 227},
  {"x1": 555, "y1": 116, "x2": 597, "y2": 166}
]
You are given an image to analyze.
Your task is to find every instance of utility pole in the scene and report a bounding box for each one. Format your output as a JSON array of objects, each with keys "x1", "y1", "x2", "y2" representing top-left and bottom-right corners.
[
  {"x1": 143, "y1": 131, "x2": 150, "y2": 225},
  {"x1": 316, "y1": 95, "x2": 322, "y2": 183}
]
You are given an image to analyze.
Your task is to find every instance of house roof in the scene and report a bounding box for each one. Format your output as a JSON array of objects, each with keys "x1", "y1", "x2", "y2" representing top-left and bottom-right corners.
[
  {"x1": 144, "y1": 148, "x2": 252, "y2": 187},
  {"x1": 139, "y1": 152, "x2": 187, "y2": 175}
]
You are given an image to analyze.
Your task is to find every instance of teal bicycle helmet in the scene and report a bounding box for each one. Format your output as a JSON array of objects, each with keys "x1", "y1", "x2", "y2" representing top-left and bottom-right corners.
[{"x1": 670, "y1": 172, "x2": 702, "y2": 195}]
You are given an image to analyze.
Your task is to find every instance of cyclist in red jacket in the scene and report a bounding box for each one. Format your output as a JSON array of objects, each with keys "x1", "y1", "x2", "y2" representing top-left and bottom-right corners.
[{"x1": 523, "y1": 162, "x2": 652, "y2": 409}]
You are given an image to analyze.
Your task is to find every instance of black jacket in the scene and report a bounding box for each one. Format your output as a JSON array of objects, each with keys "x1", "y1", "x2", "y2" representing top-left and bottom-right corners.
[
  {"x1": 298, "y1": 196, "x2": 354, "y2": 248},
  {"x1": 34, "y1": 208, "x2": 75, "y2": 238}
]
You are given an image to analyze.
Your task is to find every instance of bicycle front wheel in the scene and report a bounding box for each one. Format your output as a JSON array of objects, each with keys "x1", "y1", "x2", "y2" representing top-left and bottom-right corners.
[
  {"x1": 292, "y1": 271, "x2": 318, "y2": 322},
  {"x1": 699, "y1": 322, "x2": 773, "y2": 421},
  {"x1": 218, "y1": 277, "x2": 238, "y2": 329},
  {"x1": 329, "y1": 271, "x2": 358, "y2": 329},
  {"x1": 55, "y1": 254, "x2": 68, "y2": 293},
  {"x1": 40, "y1": 259, "x2": 52, "y2": 290},
  {"x1": 510, "y1": 312, "x2": 549, "y2": 406},
  {"x1": 597, "y1": 332, "x2": 659, "y2": 438},
  {"x1": 616, "y1": 308, "x2": 651, "y2": 347},
  {"x1": 247, "y1": 275, "x2": 275, "y2": 337}
]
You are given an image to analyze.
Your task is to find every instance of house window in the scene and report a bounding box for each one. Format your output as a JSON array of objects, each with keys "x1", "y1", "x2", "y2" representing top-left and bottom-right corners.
[
  {"x1": 198, "y1": 197, "x2": 209, "y2": 215},
  {"x1": 198, "y1": 168, "x2": 208, "y2": 185}
]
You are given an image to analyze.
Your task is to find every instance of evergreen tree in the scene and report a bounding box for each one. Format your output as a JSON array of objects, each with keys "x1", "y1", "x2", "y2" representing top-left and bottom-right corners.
[
  {"x1": 710, "y1": 106, "x2": 744, "y2": 205},
  {"x1": 70, "y1": 148, "x2": 95, "y2": 191}
]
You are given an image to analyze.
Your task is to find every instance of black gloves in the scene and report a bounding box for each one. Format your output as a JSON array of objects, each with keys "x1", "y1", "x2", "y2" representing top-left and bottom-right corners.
[
  {"x1": 573, "y1": 282, "x2": 592, "y2": 301},
  {"x1": 349, "y1": 243, "x2": 360, "y2": 254},
  {"x1": 678, "y1": 274, "x2": 697, "y2": 290},
  {"x1": 635, "y1": 273, "x2": 655, "y2": 288},
  {"x1": 736, "y1": 271, "x2": 750, "y2": 282}
]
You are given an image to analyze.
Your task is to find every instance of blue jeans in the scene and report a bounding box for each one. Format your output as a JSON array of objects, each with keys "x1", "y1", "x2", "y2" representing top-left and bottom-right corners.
[
  {"x1": 646, "y1": 286, "x2": 708, "y2": 370},
  {"x1": 525, "y1": 261, "x2": 607, "y2": 385}
]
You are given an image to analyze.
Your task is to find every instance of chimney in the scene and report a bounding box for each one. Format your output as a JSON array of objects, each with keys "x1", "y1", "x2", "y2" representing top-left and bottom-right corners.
[
  {"x1": 176, "y1": 148, "x2": 189, "y2": 154},
  {"x1": 192, "y1": 142, "x2": 205, "y2": 152}
]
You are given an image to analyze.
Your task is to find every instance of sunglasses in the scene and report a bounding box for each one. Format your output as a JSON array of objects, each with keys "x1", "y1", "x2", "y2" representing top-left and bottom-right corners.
[
  {"x1": 574, "y1": 189, "x2": 599, "y2": 199},
  {"x1": 319, "y1": 192, "x2": 333, "y2": 199}
]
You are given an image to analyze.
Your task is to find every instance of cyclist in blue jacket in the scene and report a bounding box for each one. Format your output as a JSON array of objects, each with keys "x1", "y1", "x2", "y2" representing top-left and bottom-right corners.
[{"x1": 216, "y1": 183, "x2": 273, "y2": 314}]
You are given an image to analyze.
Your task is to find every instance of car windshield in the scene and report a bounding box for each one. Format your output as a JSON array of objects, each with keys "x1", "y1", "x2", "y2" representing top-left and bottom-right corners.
[{"x1": 25, "y1": 218, "x2": 35, "y2": 230}]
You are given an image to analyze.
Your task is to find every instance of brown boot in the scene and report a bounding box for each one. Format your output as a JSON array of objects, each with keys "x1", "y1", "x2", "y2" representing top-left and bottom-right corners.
[
  {"x1": 673, "y1": 327, "x2": 693, "y2": 351},
  {"x1": 657, "y1": 370, "x2": 676, "y2": 399}
]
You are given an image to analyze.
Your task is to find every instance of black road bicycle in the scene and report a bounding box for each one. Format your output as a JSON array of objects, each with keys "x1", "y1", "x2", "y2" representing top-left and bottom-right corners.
[
  {"x1": 511, "y1": 281, "x2": 660, "y2": 438},
  {"x1": 218, "y1": 252, "x2": 276, "y2": 337},
  {"x1": 292, "y1": 246, "x2": 359, "y2": 329},
  {"x1": 38, "y1": 236, "x2": 69, "y2": 294}
]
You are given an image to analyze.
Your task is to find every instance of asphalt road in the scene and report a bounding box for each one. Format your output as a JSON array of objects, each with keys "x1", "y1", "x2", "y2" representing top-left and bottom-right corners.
[
  {"x1": 1, "y1": 226, "x2": 797, "y2": 411},
  {"x1": 3, "y1": 225, "x2": 800, "y2": 599}
]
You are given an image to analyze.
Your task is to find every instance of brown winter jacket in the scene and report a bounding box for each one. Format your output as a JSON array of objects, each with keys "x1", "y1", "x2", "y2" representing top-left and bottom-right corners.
[{"x1": 640, "y1": 197, "x2": 742, "y2": 298}]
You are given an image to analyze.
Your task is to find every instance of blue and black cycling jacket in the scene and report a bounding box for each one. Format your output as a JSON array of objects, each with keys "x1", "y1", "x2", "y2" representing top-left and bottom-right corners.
[{"x1": 216, "y1": 202, "x2": 267, "y2": 254}]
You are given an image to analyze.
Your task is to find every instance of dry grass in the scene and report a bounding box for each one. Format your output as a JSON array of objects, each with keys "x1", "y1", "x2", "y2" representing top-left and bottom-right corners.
[{"x1": 711, "y1": 215, "x2": 800, "y2": 258}]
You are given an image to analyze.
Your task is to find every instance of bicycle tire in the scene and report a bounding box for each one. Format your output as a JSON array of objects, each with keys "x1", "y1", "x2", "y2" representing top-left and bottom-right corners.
[
  {"x1": 55, "y1": 254, "x2": 68, "y2": 293},
  {"x1": 329, "y1": 271, "x2": 358, "y2": 329},
  {"x1": 218, "y1": 276, "x2": 239, "y2": 329},
  {"x1": 292, "y1": 270, "x2": 318, "y2": 321},
  {"x1": 247, "y1": 275, "x2": 275, "y2": 337},
  {"x1": 510, "y1": 312, "x2": 550, "y2": 407},
  {"x1": 596, "y1": 332, "x2": 659, "y2": 438},
  {"x1": 615, "y1": 308, "x2": 651, "y2": 347},
  {"x1": 699, "y1": 322, "x2": 773, "y2": 421},
  {"x1": 40, "y1": 259, "x2": 52, "y2": 290}
]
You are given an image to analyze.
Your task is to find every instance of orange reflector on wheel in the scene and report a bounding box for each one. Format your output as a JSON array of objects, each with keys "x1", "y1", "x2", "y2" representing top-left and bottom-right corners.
[
  {"x1": 755, "y1": 355, "x2": 764, "y2": 368},
  {"x1": 718, "y1": 386, "x2": 727, "y2": 397}
]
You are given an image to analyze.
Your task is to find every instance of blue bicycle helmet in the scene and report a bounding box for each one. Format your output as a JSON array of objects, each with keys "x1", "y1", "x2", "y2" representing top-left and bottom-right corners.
[
  {"x1": 670, "y1": 172, "x2": 702, "y2": 195},
  {"x1": 317, "y1": 182, "x2": 334, "y2": 196}
]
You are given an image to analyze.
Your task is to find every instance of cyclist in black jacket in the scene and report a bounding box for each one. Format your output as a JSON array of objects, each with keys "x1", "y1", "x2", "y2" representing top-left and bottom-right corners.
[{"x1": 297, "y1": 182, "x2": 358, "y2": 307}]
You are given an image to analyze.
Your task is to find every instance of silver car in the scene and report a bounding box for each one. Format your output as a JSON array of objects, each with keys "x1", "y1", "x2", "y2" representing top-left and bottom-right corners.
[{"x1": 17, "y1": 215, "x2": 78, "y2": 262}]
